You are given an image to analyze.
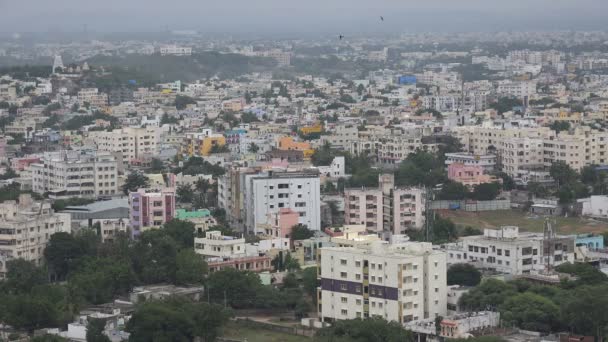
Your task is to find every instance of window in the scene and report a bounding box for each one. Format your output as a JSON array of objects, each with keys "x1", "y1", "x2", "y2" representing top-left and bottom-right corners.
[
  {"x1": 341, "y1": 259, "x2": 347, "y2": 265},
  {"x1": 341, "y1": 309, "x2": 348, "y2": 316},
  {"x1": 356, "y1": 274, "x2": 361, "y2": 280},
  {"x1": 340, "y1": 284, "x2": 347, "y2": 291},
  {"x1": 505, "y1": 250, "x2": 510, "y2": 257},
  {"x1": 355, "y1": 261, "x2": 361, "y2": 267},
  {"x1": 340, "y1": 272, "x2": 347, "y2": 278},
  {"x1": 341, "y1": 297, "x2": 347, "y2": 303},
  {"x1": 356, "y1": 299, "x2": 362, "y2": 305}
]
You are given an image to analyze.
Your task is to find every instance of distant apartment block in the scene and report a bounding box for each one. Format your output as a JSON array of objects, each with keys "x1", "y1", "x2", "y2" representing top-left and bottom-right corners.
[
  {"x1": 318, "y1": 242, "x2": 447, "y2": 324},
  {"x1": 0, "y1": 194, "x2": 71, "y2": 278},
  {"x1": 31, "y1": 150, "x2": 119, "y2": 197},
  {"x1": 129, "y1": 187, "x2": 176, "y2": 237},
  {"x1": 89, "y1": 126, "x2": 160, "y2": 165},
  {"x1": 159, "y1": 45, "x2": 192, "y2": 56},
  {"x1": 344, "y1": 174, "x2": 425, "y2": 234}
]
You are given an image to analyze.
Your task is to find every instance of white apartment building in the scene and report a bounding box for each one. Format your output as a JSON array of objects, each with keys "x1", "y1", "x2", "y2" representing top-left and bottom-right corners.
[
  {"x1": 0, "y1": 194, "x2": 71, "y2": 278},
  {"x1": 318, "y1": 242, "x2": 447, "y2": 324},
  {"x1": 316, "y1": 156, "x2": 346, "y2": 178},
  {"x1": 159, "y1": 45, "x2": 192, "y2": 56},
  {"x1": 31, "y1": 150, "x2": 119, "y2": 197},
  {"x1": 444, "y1": 226, "x2": 574, "y2": 275},
  {"x1": 194, "y1": 230, "x2": 247, "y2": 259},
  {"x1": 495, "y1": 80, "x2": 537, "y2": 98},
  {"x1": 89, "y1": 127, "x2": 160, "y2": 164},
  {"x1": 320, "y1": 125, "x2": 360, "y2": 150},
  {"x1": 77, "y1": 88, "x2": 108, "y2": 107},
  {"x1": 244, "y1": 170, "x2": 321, "y2": 233},
  {"x1": 344, "y1": 174, "x2": 425, "y2": 234},
  {"x1": 444, "y1": 153, "x2": 496, "y2": 172}
]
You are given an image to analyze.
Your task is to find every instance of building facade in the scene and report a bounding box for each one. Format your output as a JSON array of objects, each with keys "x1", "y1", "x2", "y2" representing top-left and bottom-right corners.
[
  {"x1": 128, "y1": 187, "x2": 176, "y2": 237},
  {"x1": 31, "y1": 150, "x2": 119, "y2": 198},
  {"x1": 318, "y1": 242, "x2": 447, "y2": 324},
  {"x1": 0, "y1": 195, "x2": 71, "y2": 278}
]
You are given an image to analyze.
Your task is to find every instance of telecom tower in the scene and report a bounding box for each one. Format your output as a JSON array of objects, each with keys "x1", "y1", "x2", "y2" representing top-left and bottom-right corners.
[{"x1": 52, "y1": 55, "x2": 64, "y2": 74}]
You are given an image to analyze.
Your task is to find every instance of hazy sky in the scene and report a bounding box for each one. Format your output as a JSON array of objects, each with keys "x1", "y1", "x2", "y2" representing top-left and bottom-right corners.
[{"x1": 0, "y1": 0, "x2": 607, "y2": 34}]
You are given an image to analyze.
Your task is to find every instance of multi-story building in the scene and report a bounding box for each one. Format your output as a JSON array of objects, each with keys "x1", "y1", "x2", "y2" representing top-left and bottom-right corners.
[
  {"x1": 128, "y1": 187, "x2": 176, "y2": 237},
  {"x1": 444, "y1": 153, "x2": 496, "y2": 172},
  {"x1": 89, "y1": 127, "x2": 160, "y2": 165},
  {"x1": 447, "y1": 163, "x2": 499, "y2": 188},
  {"x1": 159, "y1": 45, "x2": 192, "y2": 56},
  {"x1": 194, "y1": 230, "x2": 247, "y2": 259},
  {"x1": 344, "y1": 174, "x2": 425, "y2": 234},
  {"x1": 444, "y1": 226, "x2": 574, "y2": 275},
  {"x1": 77, "y1": 88, "x2": 108, "y2": 108},
  {"x1": 31, "y1": 150, "x2": 119, "y2": 197},
  {"x1": 495, "y1": 80, "x2": 537, "y2": 98},
  {"x1": 244, "y1": 170, "x2": 321, "y2": 233},
  {"x1": 181, "y1": 132, "x2": 227, "y2": 157},
  {"x1": 318, "y1": 241, "x2": 447, "y2": 324},
  {"x1": 0, "y1": 194, "x2": 71, "y2": 278}
]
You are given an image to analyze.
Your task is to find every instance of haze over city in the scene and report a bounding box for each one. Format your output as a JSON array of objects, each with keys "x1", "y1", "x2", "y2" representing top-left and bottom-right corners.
[{"x1": 1, "y1": 0, "x2": 608, "y2": 33}]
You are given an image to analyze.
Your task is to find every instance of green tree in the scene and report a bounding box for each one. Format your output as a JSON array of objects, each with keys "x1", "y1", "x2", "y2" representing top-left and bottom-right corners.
[
  {"x1": 207, "y1": 268, "x2": 263, "y2": 309},
  {"x1": 149, "y1": 158, "x2": 164, "y2": 173},
  {"x1": 471, "y1": 182, "x2": 501, "y2": 201},
  {"x1": 315, "y1": 317, "x2": 413, "y2": 342},
  {"x1": 561, "y1": 285, "x2": 608, "y2": 341},
  {"x1": 290, "y1": 224, "x2": 314, "y2": 240},
  {"x1": 438, "y1": 181, "x2": 469, "y2": 200},
  {"x1": 500, "y1": 292, "x2": 560, "y2": 332},
  {"x1": 248, "y1": 142, "x2": 260, "y2": 153},
  {"x1": 431, "y1": 217, "x2": 458, "y2": 243},
  {"x1": 555, "y1": 262, "x2": 608, "y2": 285},
  {"x1": 302, "y1": 267, "x2": 320, "y2": 302},
  {"x1": 44, "y1": 232, "x2": 86, "y2": 281},
  {"x1": 86, "y1": 318, "x2": 111, "y2": 342},
  {"x1": 175, "y1": 249, "x2": 207, "y2": 285},
  {"x1": 175, "y1": 95, "x2": 196, "y2": 110},
  {"x1": 122, "y1": 171, "x2": 150, "y2": 195},
  {"x1": 447, "y1": 263, "x2": 482, "y2": 287},
  {"x1": 176, "y1": 184, "x2": 194, "y2": 203},
  {"x1": 550, "y1": 161, "x2": 578, "y2": 189},
  {"x1": 549, "y1": 121, "x2": 571, "y2": 133},
  {"x1": 4, "y1": 259, "x2": 48, "y2": 293},
  {"x1": 459, "y1": 278, "x2": 518, "y2": 311},
  {"x1": 0, "y1": 167, "x2": 17, "y2": 180}
]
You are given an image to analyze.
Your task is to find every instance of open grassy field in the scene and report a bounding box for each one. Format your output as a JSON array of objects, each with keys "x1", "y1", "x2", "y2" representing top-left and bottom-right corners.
[
  {"x1": 221, "y1": 321, "x2": 311, "y2": 342},
  {"x1": 439, "y1": 209, "x2": 608, "y2": 235}
]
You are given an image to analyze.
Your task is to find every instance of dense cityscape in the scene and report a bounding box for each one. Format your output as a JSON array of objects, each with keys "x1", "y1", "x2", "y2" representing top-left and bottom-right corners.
[{"x1": 2, "y1": 9, "x2": 608, "y2": 342}]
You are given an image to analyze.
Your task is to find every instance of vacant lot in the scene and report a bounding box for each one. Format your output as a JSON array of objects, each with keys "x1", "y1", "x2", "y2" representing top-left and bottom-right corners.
[
  {"x1": 439, "y1": 209, "x2": 608, "y2": 235},
  {"x1": 221, "y1": 321, "x2": 311, "y2": 342}
]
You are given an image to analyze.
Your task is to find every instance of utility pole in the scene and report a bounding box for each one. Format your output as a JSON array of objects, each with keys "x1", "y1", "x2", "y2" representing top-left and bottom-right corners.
[{"x1": 224, "y1": 290, "x2": 227, "y2": 308}]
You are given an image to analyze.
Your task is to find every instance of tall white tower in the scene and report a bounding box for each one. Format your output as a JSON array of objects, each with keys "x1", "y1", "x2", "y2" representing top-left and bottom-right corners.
[{"x1": 52, "y1": 55, "x2": 64, "y2": 74}]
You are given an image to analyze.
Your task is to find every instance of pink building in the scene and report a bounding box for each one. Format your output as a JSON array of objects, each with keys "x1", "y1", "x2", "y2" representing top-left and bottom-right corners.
[
  {"x1": 447, "y1": 163, "x2": 499, "y2": 187},
  {"x1": 262, "y1": 208, "x2": 299, "y2": 239},
  {"x1": 129, "y1": 187, "x2": 176, "y2": 238},
  {"x1": 11, "y1": 157, "x2": 42, "y2": 171}
]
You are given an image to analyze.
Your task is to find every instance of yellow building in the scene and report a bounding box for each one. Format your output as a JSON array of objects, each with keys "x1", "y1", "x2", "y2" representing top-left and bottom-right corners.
[
  {"x1": 278, "y1": 136, "x2": 314, "y2": 159},
  {"x1": 299, "y1": 123, "x2": 323, "y2": 135},
  {"x1": 182, "y1": 133, "x2": 226, "y2": 157}
]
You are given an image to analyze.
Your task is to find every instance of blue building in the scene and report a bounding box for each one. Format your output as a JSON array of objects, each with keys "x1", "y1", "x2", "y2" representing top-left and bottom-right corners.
[{"x1": 574, "y1": 234, "x2": 604, "y2": 250}]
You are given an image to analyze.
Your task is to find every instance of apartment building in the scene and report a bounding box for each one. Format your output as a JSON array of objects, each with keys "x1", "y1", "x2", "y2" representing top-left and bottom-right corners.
[
  {"x1": 318, "y1": 242, "x2": 447, "y2": 324},
  {"x1": 90, "y1": 127, "x2": 160, "y2": 164},
  {"x1": 0, "y1": 194, "x2": 71, "y2": 278},
  {"x1": 244, "y1": 170, "x2": 321, "y2": 233},
  {"x1": 181, "y1": 132, "x2": 226, "y2": 157},
  {"x1": 77, "y1": 88, "x2": 108, "y2": 108},
  {"x1": 344, "y1": 174, "x2": 425, "y2": 234},
  {"x1": 159, "y1": 45, "x2": 192, "y2": 56},
  {"x1": 194, "y1": 230, "x2": 247, "y2": 259},
  {"x1": 128, "y1": 187, "x2": 176, "y2": 237},
  {"x1": 443, "y1": 226, "x2": 574, "y2": 275},
  {"x1": 447, "y1": 163, "x2": 499, "y2": 188},
  {"x1": 320, "y1": 125, "x2": 360, "y2": 150},
  {"x1": 495, "y1": 80, "x2": 537, "y2": 98},
  {"x1": 444, "y1": 153, "x2": 496, "y2": 172},
  {"x1": 31, "y1": 150, "x2": 119, "y2": 197}
]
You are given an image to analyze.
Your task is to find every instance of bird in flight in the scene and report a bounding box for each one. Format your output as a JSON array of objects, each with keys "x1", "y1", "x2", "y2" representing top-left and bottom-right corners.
[
  {"x1": 338, "y1": 34, "x2": 344, "y2": 40},
  {"x1": 380, "y1": 16, "x2": 384, "y2": 21}
]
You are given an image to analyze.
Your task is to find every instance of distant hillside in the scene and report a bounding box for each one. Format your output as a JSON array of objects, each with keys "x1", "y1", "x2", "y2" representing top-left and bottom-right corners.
[{"x1": 84, "y1": 52, "x2": 277, "y2": 88}]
